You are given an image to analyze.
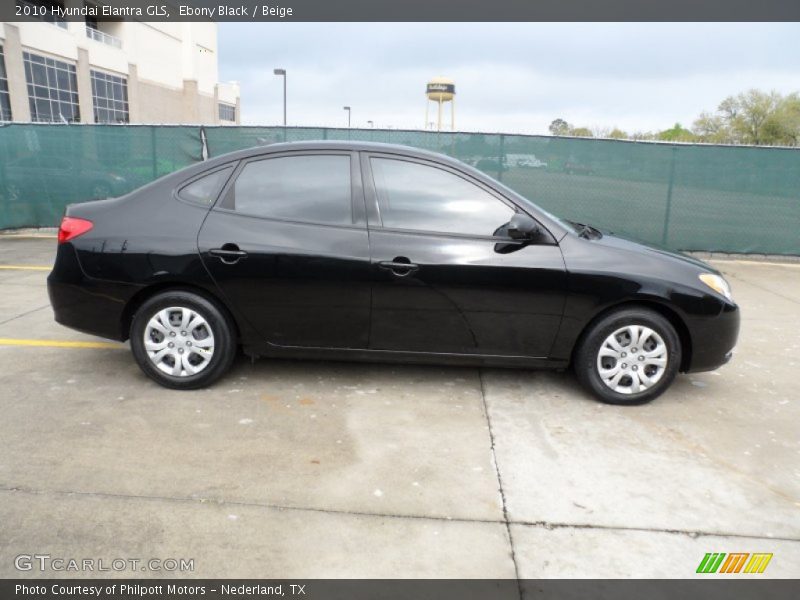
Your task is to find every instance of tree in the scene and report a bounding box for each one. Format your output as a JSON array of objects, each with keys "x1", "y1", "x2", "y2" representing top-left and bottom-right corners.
[
  {"x1": 549, "y1": 118, "x2": 570, "y2": 136},
  {"x1": 630, "y1": 131, "x2": 656, "y2": 141},
  {"x1": 717, "y1": 89, "x2": 782, "y2": 145},
  {"x1": 762, "y1": 93, "x2": 800, "y2": 146},
  {"x1": 692, "y1": 111, "x2": 731, "y2": 144},
  {"x1": 548, "y1": 89, "x2": 799, "y2": 146},
  {"x1": 569, "y1": 127, "x2": 593, "y2": 138},
  {"x1": 656, "y1": 123, "x2": 696, "y2": 142}
]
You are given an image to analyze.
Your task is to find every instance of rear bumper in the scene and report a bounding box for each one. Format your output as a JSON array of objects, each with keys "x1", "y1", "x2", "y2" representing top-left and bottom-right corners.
[
  {"x1": 685, "y1": 301, "x2": 740, "y2": 373},
  {"x1": 47, "y1": 243, "x2": 136, "y2": 342}
]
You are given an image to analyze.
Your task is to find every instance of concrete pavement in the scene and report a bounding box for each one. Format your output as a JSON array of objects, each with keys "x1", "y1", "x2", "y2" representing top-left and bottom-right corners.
[{"x1": 0, "y1": 236, "x2": 798, "y2": 578}]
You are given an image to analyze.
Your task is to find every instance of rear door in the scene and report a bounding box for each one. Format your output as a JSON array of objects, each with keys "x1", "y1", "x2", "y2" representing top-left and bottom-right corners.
[
  {"x1": 198, "y1": 151, "x2": 371, "y2": 349},
  {"x1": 363, "y1": 153, "x2": 566, "y2": 357}
]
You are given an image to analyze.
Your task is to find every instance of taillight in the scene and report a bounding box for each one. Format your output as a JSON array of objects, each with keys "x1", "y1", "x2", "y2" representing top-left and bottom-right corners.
[{"x1": 57, "y1": 217, "x2": 93, "y2": 244}]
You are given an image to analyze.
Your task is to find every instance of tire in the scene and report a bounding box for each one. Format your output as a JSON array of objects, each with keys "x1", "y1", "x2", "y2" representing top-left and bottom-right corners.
[
  {"x1": 573, "y1": 307, "x2": 681, "y2": 405},
  {"x1": 130, "y1": 290, "x2": 236, "y2": 390}
]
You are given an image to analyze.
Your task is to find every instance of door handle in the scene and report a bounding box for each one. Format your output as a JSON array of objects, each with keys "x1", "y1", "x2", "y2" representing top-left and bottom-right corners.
[
  {"x1": 378, "y1": 257, "x2": 419, "y2": 277},
  {"x1": 209, "y1": 244, "x2": 248, "y2": 264}
]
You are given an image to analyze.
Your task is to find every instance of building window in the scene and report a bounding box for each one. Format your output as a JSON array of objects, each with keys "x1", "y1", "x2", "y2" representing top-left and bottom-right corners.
[
  {"x1": 91, "y1": 70, "x2": 129, "y2": 123},
  {"x1": 23, "y1": 51, "x2": 80, "y2": 123},
  {"x1": 218, "y1": 103, "x2": 236, "y2": 122},
  {"x1": 18, "y1": 1, "x2": 68, "y2": 29},
  {"x1": 0, "y1": 47, "x2": 11, "y2": 121}
]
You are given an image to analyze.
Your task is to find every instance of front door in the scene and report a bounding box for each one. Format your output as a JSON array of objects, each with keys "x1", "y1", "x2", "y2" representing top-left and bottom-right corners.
[
  {"x1": 198, "y1": 152, "x2": 371, "y2": 349},
  {"x1": 364, "y1": 154, "x2": 566, "y2": 357}
]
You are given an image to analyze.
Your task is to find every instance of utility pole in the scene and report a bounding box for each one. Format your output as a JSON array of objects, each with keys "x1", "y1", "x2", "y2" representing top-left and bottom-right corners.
[{"x1": 273, "y1": 68, "x2": 286, "y2": 126}]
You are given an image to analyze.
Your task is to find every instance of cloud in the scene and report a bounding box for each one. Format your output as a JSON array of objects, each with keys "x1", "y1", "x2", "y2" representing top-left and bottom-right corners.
[{"x1": 218, "y1": 22, "x2": 800, "y2": 134}]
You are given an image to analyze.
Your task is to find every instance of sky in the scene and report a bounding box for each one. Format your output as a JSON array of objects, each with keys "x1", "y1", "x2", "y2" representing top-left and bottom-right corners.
[{"x1": 217, "y1": 23, "x2": 800, "y2": 135}]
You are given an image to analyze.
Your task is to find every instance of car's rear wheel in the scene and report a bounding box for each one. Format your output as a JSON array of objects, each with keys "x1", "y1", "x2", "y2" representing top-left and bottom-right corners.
[
  {"x1": 130, "y1": 290, "x2": 236, "y2": 389},
  {"x1": 574, "y1": 307, "x2": 681, "y2": 405}
]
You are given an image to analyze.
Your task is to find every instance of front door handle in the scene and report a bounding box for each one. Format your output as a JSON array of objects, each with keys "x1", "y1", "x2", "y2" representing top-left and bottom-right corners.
[
  {"x1": 378, "y1": 257, "x2": 419, "y2": 277},
  {"x1": 209, "y1": 244, "x2": 248, "y2": 264}
]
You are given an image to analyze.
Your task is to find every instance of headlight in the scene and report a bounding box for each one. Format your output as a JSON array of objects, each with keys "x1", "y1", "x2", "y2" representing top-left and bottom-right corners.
[{"x1": 699, "y1": 273, "x2": 732, "y2": 301}]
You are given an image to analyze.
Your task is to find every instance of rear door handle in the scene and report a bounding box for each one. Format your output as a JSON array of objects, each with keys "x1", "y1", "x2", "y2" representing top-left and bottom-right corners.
[
  {"x1": 378, "y1": 257, "x2": 419, "y2": 277},
  {"x1": 209, "y1": 244, "x2": 248, "y2": 264}
]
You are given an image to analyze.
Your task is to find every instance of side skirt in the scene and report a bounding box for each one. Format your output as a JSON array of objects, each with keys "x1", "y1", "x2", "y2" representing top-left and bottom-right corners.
[{"x1": 242, "y1": 343, "x2": 569, "y2": 370}]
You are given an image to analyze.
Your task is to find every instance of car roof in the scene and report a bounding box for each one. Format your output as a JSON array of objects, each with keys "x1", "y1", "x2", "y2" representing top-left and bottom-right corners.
[{"x1": 204, "y1": 140, "x2": 458, "y2": 167}]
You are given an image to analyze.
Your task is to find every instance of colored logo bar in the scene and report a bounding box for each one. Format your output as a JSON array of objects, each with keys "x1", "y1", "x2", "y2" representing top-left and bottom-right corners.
[{"x1": 697, "y1": 553, "x2": 773, "y2": 574}]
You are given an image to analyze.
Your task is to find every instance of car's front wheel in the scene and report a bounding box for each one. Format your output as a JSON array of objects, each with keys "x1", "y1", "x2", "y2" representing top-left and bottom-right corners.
[
  {"x1": 130, "y1": 290, "x2": 236, "y2": 389},
  {"x1": 574, "y1": 307, "x2": 681, "y2": 405}
]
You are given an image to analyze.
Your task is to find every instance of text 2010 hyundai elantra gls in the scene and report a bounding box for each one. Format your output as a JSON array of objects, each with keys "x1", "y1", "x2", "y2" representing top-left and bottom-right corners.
[{"x1": 48, "y1": 141, "x2": 739, "y2": 404}]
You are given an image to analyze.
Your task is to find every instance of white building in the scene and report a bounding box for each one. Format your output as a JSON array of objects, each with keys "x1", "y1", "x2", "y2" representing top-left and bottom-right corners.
[{"x1": 0, "y1": 1, "x2": 240, "y2": 125}]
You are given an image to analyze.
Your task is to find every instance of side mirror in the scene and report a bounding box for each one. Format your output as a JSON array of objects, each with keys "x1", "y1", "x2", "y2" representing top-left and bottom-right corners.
[{"x1": 507, "y1": 213, "x2": 539, "y2": 240}]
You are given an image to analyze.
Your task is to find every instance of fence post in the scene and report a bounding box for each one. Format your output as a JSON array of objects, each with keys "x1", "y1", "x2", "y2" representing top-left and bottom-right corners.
[
  {"x1": 0, "y1": 125, "x2": 8, "y2": 228},
  {"x1": 661, "y1": 146, "x2": 677, "y2": 246},
  {"x1": 497, "y1": 134, "x2": 505, "y2": 182},
  {"x1": 150, "y1": 126, "x2": 157, "y2": 179}
]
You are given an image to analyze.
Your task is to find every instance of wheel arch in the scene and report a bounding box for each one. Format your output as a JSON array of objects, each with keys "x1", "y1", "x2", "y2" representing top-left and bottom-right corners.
[
  {"x1": 571, "y1": 299, "x2": 693, "y2": 373},
  {"x1": 120, "y1": 282, "x2": 241, "y2": 344}
]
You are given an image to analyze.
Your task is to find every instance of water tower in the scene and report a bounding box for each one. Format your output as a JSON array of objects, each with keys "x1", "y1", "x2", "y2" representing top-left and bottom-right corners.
[{"x1": 426, "y1": 77, "x2": 455, "y2": 131}]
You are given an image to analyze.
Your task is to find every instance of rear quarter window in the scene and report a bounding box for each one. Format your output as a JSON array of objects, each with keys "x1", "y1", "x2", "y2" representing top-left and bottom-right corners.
[{"x1": 178, "y1": 166, "x2": 234, "y2": 206}]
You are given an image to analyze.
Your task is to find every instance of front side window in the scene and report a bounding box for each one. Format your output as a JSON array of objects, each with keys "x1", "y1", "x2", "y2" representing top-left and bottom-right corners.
[
  {"x1": 91, "y1": 69, "x2": 129, "y2": 123},
  {"x1": 179, "y1": 167, "x2": 234, "y2": 206},
  {"x1": 370, "y1": 158, "x2": 515, "y2": 237},
  {"x1": 23, "y1": 51, "x2": 80, "y2": 123},
  {"x1": 0, "y1": 46, "x2": 11, "y2": 121},
  {"x1": 228, "y1": 155, "x2": 353, "y2": 225}
]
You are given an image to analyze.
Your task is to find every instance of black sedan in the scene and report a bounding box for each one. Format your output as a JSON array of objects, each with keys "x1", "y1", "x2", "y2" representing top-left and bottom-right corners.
[{"x1": 48, "y1": 141, "x2": 739, "y2": 404}]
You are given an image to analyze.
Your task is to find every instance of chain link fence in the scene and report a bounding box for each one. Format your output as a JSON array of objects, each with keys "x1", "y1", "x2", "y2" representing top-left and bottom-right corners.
[{"x1": 1, "y1": 123, "x2": 798, "y2": 254}]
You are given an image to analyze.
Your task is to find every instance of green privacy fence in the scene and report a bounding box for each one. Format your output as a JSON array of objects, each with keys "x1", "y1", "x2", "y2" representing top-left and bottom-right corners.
[{"x1": 1, "y1": 123, "x2": 798, "y2": 254}]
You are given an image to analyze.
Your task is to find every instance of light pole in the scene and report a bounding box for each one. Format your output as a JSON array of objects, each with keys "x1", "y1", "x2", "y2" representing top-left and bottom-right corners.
[
  {"x1": 273, "y1": 68, "x2": 286, "y2": 126},
  {"x1": 343, "y1": 106, "x2": 351, "y2": 128}
]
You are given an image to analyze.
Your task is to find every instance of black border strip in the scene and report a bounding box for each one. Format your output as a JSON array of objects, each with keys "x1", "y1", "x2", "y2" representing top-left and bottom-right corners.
[
  {"x1": 3, "y1": 579, "x2": 800, "y2": 600},
  {"x1": 4, "y1": 0, "x2": 800, "y2": 22}
]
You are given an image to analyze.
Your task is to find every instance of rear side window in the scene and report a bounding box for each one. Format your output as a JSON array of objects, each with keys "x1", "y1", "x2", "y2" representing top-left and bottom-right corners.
[
  {"x1": 228, "y1": 155, "x2": 353, "y2": 225},
  {"x1": 370, "y1": 158, "x2": 514, "y2": 237},
  {"x1": 179, "y1": 167, "x2": 233, "y2": 206}
]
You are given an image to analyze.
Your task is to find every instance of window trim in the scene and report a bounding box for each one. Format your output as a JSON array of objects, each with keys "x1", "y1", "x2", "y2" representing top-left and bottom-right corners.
[
  {"x1": 211, "y1": 150, "x2": 367, "y2": 230},
  {"x1": 0, "y1": 46, "x2": 11, "y2": 122},
  {"x1": 175, "y1": 163, "x2": 237, "y2": 208},
  {"x1": 362, "y1": 152, "x2": 536, "y2": 241}
]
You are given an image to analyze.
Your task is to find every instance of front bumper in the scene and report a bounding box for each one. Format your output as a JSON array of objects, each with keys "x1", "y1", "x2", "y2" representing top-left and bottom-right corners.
[{"x1": 685, "y1": 301, "x2": 740, "y2": 373}]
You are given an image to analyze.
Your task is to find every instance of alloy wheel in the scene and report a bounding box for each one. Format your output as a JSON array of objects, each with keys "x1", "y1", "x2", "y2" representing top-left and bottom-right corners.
[
  {"x1": 143, "y1": 306, "x2": 215, "y2": 377},
  {"x1": 596, "y1": 325, "x2": 668, "y2": 395}
]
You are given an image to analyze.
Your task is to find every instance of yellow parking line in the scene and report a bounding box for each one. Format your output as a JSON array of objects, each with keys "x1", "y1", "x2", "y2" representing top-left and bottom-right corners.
[
  {"x1": 0, "y1": 338, "x2": 125, "y2": 349},
  {"x1": 0, "y1": 235, "x2": 58, "y2": 239},
  {"x1": 0, "y1": 265, "x2": 51, "y2": 271}
]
